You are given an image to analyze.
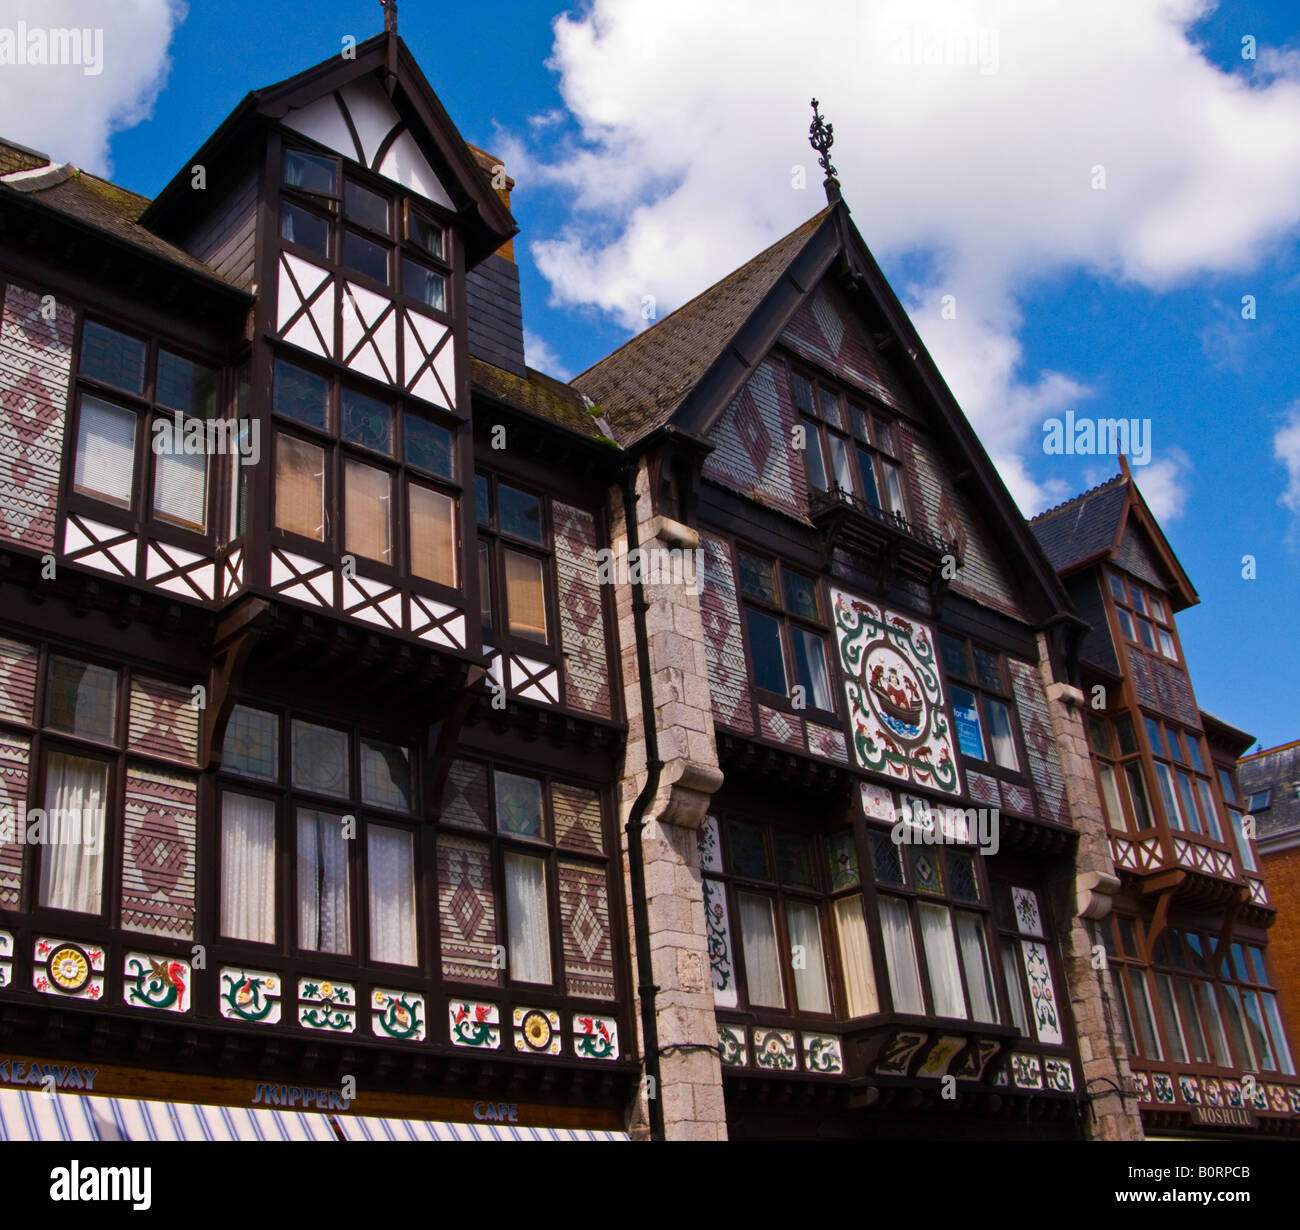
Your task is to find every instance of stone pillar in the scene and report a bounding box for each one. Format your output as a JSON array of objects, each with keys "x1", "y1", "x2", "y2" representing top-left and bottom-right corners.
[
  {"x1": 609, "y1": 461, "x2": 726, "y2": 1140},
  {"x1": 1037, "y1": 634, "x2": 1143, "y2": 1141}
]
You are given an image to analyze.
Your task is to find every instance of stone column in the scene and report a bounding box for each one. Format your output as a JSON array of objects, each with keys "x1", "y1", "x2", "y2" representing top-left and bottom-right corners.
[
  {"x1": 1037, "y1": 634, "x2": 1143, "y2": 1141},
  {"x1": 608, "y1": 461, "x2": 726, "y2": 1140}
]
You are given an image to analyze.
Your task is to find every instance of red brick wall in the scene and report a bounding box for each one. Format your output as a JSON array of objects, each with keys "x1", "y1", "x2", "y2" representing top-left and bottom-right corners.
[{"x1": 1261, "y1": 846, "x2": 1300, "y2": 1051}]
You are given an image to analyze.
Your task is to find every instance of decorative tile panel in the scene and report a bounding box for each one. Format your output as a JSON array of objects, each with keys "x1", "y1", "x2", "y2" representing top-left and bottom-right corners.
[
  {"x1": 0, "y1": 929, "x2": 11, "y2": 988},
  {"x1": 513, "y1": 1006, "x2": 561, "y2": 1055},
  {"x1": 441, "y1": 760, "x2": 489, "y2": 831},
  {"x1": 553, "y1": 501, "x2": 611, "y2": 718},
  {"x1": 703, "y1": 876, "x2": 737, "y2": 1009},
  {"x1": 805, "y1": 720, "x2": 848, "y2": 763},
  {"x1": 758, "y1": 703, "x2": 803, "y2": 748},
  {"x1": 0, "y1": 635, "x2": 38, "y2": 721},
  {"x1": 123, "y1": 952, "x2": 191, "y2": 1013},
  {"x1": 918, "y1": 1035, "x2": 966, "y2": 1077},
  {"x1": 1044, "y1": 1058, "x2": 1074, "y2": 1093},
  {"x1": 0, "y1": 732, "x2": 30, "y2": 906},
  {"x1": 955, "y1": 1038, "x2": 1001, "y2": 1082},
  {"x1": 573, "y1": 1014, "x2": 619, "y2": 1060},
  {"x1": 832, "y1": 589, "x2": 960, "y2": 795},
  {"x1": 121, "y1": 766, "x2": 197, "y2": 941},
  {"x1": 436, "y1": 834, "x2": 500, "y2": 985},
  {"x1": 876, "y1": 1030, "x2": 927, "y2": 1075},
  {"x1": 371, "y1": 988, "x2": 425, "y2": 1041},
  {"x1": 1021, "y1": 940, "x2": 1063, "y2": 1045},
  {"x1": 1001, "y1": 782, "x2": 1035, "y2": 815},
  {"x1": 966, "y1": 769, "x2": 1001, "y2": 808},
  {"x1": 718, "y1": 1024, "x2": 747, "y2": 1067},
  {"x1": 34, "y1": 937, "x2": 103, "y2": 1000},
  {"x1": 1178, "y1": 1074, "x2": 1201, "y2": 1105},
  {"x1": 860, "y1": 781, "x2": 895, "y2": 823},
  {"x1": 219, "y1": 968, "x2": 281, "y2": 1023},
  {"x1": 0, "y1": 283, "x2": 74, "y2": 553},
  {"x1": 558, "y1": 859, "x2": 616, "y2": 1000},
  {"x1": 698, "y1": 815, "x2": 723, "y2": 872},
  {"x1": 449, "y1": 999, "x2": 500, "y2": 1048},
  {"x1": 1007, "y1": 658, "x2": 1066, "y2": 824},
  {"x1": 753, "y1": 1028, "x2": 798, "y2": 1071},
  {"x1": 554, "y1": 782, "x2": 604, "y2": 855},
  {"x1": 699, "y1": 534, "x2": 753, "y2": 733},
  {"x1": 1012, "y1": 886, "x2": 1043, "y2": 937},
  {"x1": 1011, "y1": 1053, "x2": 1042, "y2": 1089},
  {"x1": 802, "y1": 1034, "x2": 844, "y2": 1074},
  {"x1": 1152, "y1": 1072, "x2": 1176, "y2": 1105},
  {"x1": 298, "y1": 978, "x2": 357, "y2": 1033},
  {"x1": 127, "y1": 677, "x2": 199, "y2": 764}
]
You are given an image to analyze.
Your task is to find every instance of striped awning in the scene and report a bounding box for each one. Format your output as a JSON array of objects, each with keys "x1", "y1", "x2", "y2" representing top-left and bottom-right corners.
[{"x1": 0, "y1": 1090, "x2": 628, "y2": 1142}]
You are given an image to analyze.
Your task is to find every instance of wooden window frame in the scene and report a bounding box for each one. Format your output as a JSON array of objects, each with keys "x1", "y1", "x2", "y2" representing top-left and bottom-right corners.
[{"x1": 937, "y1": 634, "x2": 1033, "y2": 792}]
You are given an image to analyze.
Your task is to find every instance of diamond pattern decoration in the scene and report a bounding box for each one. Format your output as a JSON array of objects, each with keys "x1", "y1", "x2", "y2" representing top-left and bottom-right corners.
[
  {"x1": 437, "y1": 834, "x2": 499, "y2": 985},
  {"x1": 553, "y1": 782, "x2": 603, "y2": 855},
  {"x1": 558, "y1": 859, "x2": 615, "y2": 999},
  {"x1": 62, "y1": 513, "x2": 137, "y2": 578},
  {"x1": 276, "y1": 253, "x2": 334, "y2": 358},
  {"x1": 552, "y1": 502, "x2": 610, "y2": 718}
]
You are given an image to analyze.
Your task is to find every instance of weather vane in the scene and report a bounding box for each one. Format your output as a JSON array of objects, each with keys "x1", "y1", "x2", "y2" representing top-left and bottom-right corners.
[
  {"x1": 809, "y1": 98, "x2": 840, "y2": 201},
  {"x1": 381, "y1": 0, "x2": 398, "y2": 35}
]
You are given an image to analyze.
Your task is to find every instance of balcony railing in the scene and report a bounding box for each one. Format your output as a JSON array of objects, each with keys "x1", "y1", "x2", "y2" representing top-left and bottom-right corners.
[{"x1": 809, "y1": 485, "x2": 957, "y2": 561}]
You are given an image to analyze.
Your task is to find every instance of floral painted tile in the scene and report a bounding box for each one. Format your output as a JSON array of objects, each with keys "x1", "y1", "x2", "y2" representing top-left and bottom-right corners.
[
  {"x1": 513, "y1": 1006, "x2": 561, "y2": 1055},
  {"x1": 697, "y1": 815, "x2": 723, "y2": 873},
  {"x1": 1223, "y1": 1079, "x2": 1242, "y2": 1108},
  {"x1": 1178, "y1": 1075, "x2": 1201, "y2": 1105},
  {"x1": 450, "y1": 999, "x2": 500, "y2": 1048},
  {"x1": 1288, "y1": 1087, "x2": 1300, "y2": 1114},
  {"x1": 703, "y1": 877, "x2": 737, "y2": 1010},
  {"x1": 955, "y1": 1038, "x2": 1001, "y2": 1082},
  {"x1": 298, "y1": 978, "x2": 356, "y2": 1033},
  {"x1": 1152, "y1": 1072, "x2": 1176, "y2": 1105},
  {"x1": 718, "y1": 1025, "x2": 747, "y2": 1067},
  {"x1": 753, "y1": 1028, "x2": 798, "y2": 1071},
  {"x1": 123, "y1": 953, "x2": 191, "y2": 1013},
  {"x1": 1203, "y1": 1078, "x2": 1222, "y2": 1107},
  {"x1": 1268, "y1": 1084, "x2": 1288, "y2": 1112},
  {"x1": 1044, "y1": 1059, "x2": 1074, "y2": 1093},
  {"x1": 34, "y1": 938, "x2": 104, "y2": 1001},
  {"x1": 371, "y1": 988, "x2": 425, "y2": 1041},
  {"x1": 573, "y1": 1014, "x2": 618, "y2": 1060},
  {"x1": 219, "y1": 968, "x2": 281, "y2": 1023},
  {"x1": 1133, "y1": 1071, "x2": 1152, "y2": 1102},
  {"x1": 802, "y1": 1034, "x2": 843, "y2": 1075},
  {"x1": 1011, "y1": 887, "x2": 1043, "y2": 937},
  {"x1": 859, "y1": 781, "x2": 895, "y2": 823},
  {"x1": 1011, "y1": 1053, "x2": 1042, "y2": 1090},
  {"x1": 1021, "y1": 941, "x2": 1063, "y2": 1045},
  {"x1": 0, "y1": 930, "x2": 13, "y2": 989}
]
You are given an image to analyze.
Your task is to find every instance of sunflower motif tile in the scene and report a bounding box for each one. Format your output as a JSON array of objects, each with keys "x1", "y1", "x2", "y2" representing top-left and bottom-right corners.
[
  {"x1": 34, "y1": 937, "x2": 104, "y2": 1001},
  {"x1": 514, "y1": 1006, "x2": 561, "y2": 1055}
]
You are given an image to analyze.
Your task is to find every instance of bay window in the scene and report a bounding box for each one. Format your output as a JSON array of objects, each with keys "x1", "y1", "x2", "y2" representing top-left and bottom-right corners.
[
  {"x1": 939, "y1": 635, "x2": 1027, "y2": 781},
  {"x1": 476, "y1": 473, "x2": 553, "y2": 647},
  {"x1": 1109, "y1": 571, "x2": 1180, "y2": 661}
]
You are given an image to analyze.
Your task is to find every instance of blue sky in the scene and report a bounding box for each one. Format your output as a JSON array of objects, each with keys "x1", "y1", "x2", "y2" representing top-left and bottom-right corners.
[{"x1": 6, "y1": 0, "x2": 1299, "y2": 748}]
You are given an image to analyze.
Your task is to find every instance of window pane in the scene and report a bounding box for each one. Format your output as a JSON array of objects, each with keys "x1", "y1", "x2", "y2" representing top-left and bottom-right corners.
[
  {"x1": 1168, "y1": 729, "x2": 1188, "y2": 765},
  {"x1": 849, "y1": 405, "x2": 870, "y2": 440},
  {"x1": 855, "y1": 447, "x2": 881, "y2": 508},
  {"x1": 781, "y1": 569, "x2": 820, "y2": 619},
  {"x1": 344, "y1": 180, "x2": 390, "y2": 233},
  {"x1": 956, "y1": 912, "x2": 998, "y2": 1023},
  {"x1": 1001, "y1": 941, "x2": 1030, "y2": 1034},
  {"x1": 985, "y1": 699, "x2": 1020, "y2": 770},
  {"x1": 406, "y1": 209, "x2": 443, "y2": 258},
  {"x1": 223, "y1": 705, "x2": 278, "y2": 780},
  {"x1": 950, "y1": 686, "x2": 986, "y2": 759},
  {"x1": 818, "y1": 387, "x2": 843, "y2": 428},
  {"x1": 825, "y1": 830, "x2": 860, "y2": 889},
  {"x1": 869, "y1": 831, "x2": 904, "y2": 886},
  {"x1": 1124, "y1": 763, "x2": 1154, "y2": 828},
  {"x1": 495, "y1": 771, "x2": 544, "y2": 838},
  {"x1": 738, "y1": 892, "x2": 785, "y2": 1008},
  {"x1": 369, "y1": 824, "x2": 418, "y2": 966},
  {"x1": 787, "y1": 900, "x2": 830, "y2": 1013},
  {"x1": 152, "y1": 425, "x2": 208, "y2": 531},
  {"x1": 1198, "y1": 981, "x2": 1233, "y2": 1066},
  {"x1": 1117, "y1": 608, "x2": 1135, "y2": 639},
  {"x1": 79, "y1": 321, "x2": 145, "y2": 393},
  {"x1": 273, "y1": 359, "x2": 329, "y2": 430},
  {"x1": 498, "y1": 484, "x2": 543, "y2": 542},
  {"x1": 1110, "y1": 969, "x2": 1137, "y2": 1054},
  {"x1": 918, "y1": 902, "x2": 967, "y2": 1019},
  {"x1": 38, "y1": 752, "x2": 108, "y2": 914},
  {"x1": 972, "y1": 648, "x2": 1002, "y2": 692},
  {"x1": 1185, "y1": 737, "x2": 1205, "y2": 774},
  {"x1": 156, "y1": 351, "x2": 218, "y2": 418},
  {"x1": 773, "y1": 833, "x2": 815, "y2": 889},
  {"x1": 475, "y1": 474, "x2": 490, "y2": 525},
  {"x1": 505, "y1": 851, "x2": 552, "y2": 984},
  {"x1": 1242, "y1": 991, "x2": 1276, "y2": 1070},
  {"x1": 1137, "y1": 619, "x2": 1155, "y2": 650},
  {"x1": 745, "y1": 608, "x2": 787, "y2": 695},
  {"x1": 828, "y1": 433, "x2": 854, "y2": 493},
  {"x1": 879, "y1": 896, "x2": 925, "y2": 1015},
  {"x1": 344, "y1": 458, "x2": 393, "y2": 564},
  {"x1": 402, "y1": 259, "x2": 446, "y2": 311},
  {"x1": 284, "y1": 149, "x2": 337, "y2": 194},
  {"x1": 410, "y1": 485, "x2": 456, "y2": 587},
  {"x1": 1129, "y1": 971, "x2": 1164, "y2": 1060},
  {"x1": 1108, "y1": 573, "x2": 1127, "y2": 601},
  {"x1": 1176, "y1": 772, "x2": 1204, "y2": 835},
  {"x1": 726, "y1": 820, "x2": 769, "y2": 880},
  {"x1": 343, "y1": 229, "x2": 389, "y2": 282},
  {"x1": 275, "y1": 434, "x2": 325, "y2": 540},
  {"x1": 74, "y1": 396, "x2": 136, "y2": 506},
  {"x1": 1175, "y1": 978, "x2": 1210, "y2": 1063},
  {"x1": 279, "y1": 201, "x2": 329, "y2": 255},
  {"x1": 1098, "y1": 764, "x2": 1126, "y2": 832},
  {"x1": 791, "y1": 627, "x2": 833, "y2": 711},
  {"x1": 803, "y1": 422, "x2": 827, "y2": 492},
  {"x1": 405, "y1": 415, "x2": 453, "y2": 477},
  {"x1": 291, "y1": 720, "x2": 349, "y2": 797},
  {"x1": 1158, "y1": 629, "x2": 1177, "y2": 659},
  {"x1": 341, "y1": 388, "x2": 392, "y2": 454},
  {"x1": 882, "y1": 462, "x2": 905, "y2": 516},
  {"x1": 504, "y1": 549, "x2": 548, "y2": 641},
  {"x1": 1262, "y1": 993, "x2": 1296, "y2": 1075},
  {"x1": 946, "y1": 850, "x2": 979, "y2": 902},
  {"x1": 1230, "y1": 810, "x2": 1257, "y2": 872},
  {"x1": 1144, "y1": 717, "x2": 1166, "y2": 758},
  {"x1": 297, "y1": 809, "x2": 352, "y2": 955},
  {"x1": 791, "y1": 373, "x2": 814, "y2": 413},
  {"x1": 478, "y1": 541, "x2": 492, "y2": 626},
  {"x1": 220, "y1": 792, "x2": 275, "y2": 942},
  {"x1": 939, "y1": 634, "x2": 968, "y2": 681},
  {"x1": 1155, "y1": 763, "x2": 1183, "y2": 830},
  {"x1": 361, "y1": 739, "x2": 413, "y2": 812},
  {"x1": 833, "y1": 895, "x2": 879, "y2": 1017},
  {"x1": 1221, "y1": 986, "x2": 1256, "y2": 1069},
  {"x1": 874, "y1": 420, "x2": 896, "y2": 455},
  {"x1": 1115, "y1": 717, "x2": 1137, "y2": 755},
  {"x1": 737, "y1": 551, "x2": 777, "y2": 602},
  {"x1": 47, "y1": 657, "x2": 117, "y2": 742}
]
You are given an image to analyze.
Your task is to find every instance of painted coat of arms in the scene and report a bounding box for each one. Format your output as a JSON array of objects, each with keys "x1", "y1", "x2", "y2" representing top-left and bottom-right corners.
[{"x1": 830, "y1": 589, "x2": 960, "y2": 795}]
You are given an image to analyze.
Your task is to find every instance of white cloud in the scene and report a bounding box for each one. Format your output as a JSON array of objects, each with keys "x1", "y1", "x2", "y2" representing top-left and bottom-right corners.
[
  {"x1": 523, "y1": 328, "x2": 572, "y2": 380},
  {"x1": 1274, "y1": 402, "x2": 1300, "y2": 515},
  {"x1": 518, "y1": 0, "x2": 1300, "y2": 513},
  {"x1": 1131, "y1": 447, "x2": 1193, "y2": 523},
  {"x1": 0, "y1": 1, "x2": 184, "y2": 175}
]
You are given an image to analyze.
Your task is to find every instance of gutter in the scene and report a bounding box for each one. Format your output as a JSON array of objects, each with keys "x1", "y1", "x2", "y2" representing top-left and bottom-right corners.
[{"x1": 619, "y1": 463, "x2": 666, "y2": 1142}]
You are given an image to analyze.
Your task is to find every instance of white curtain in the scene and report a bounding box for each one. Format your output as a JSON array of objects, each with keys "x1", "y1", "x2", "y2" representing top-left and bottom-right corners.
[
  {"x1": 38, "y1": 753, "x2": 107, "y2": 914},
  {"x1": 738, "y1": 892, "x2": 784, "y2": 1008},
  {"x1": 833, "y1": 895, "x2": 879, "y2": 1018},
  {"x1": 368, "y1": 825, "x2": 417, "y2": 966},
  {"x1": 955, "y1": 912, "x2": 998, "y2": 1023},
  {"x1": 220, "y1": 793, "x2": 276, "y2": 942},
  {"x1": 879, "y1": 896, "x2": 924, "y2": 1014},
  {"x1": 793, "y1": 629, "x2": 833, "y2": 711},
  {"x1": 1197, "y1": 981, "x2": 1232, "y2": 1067},
  {"x1": 297, "y1": 810, "x2": 351, "y2": 955},
  {"x1": 786, "y1": 900, "x2": 830, "y2": 1013},
  {"x1": 919, "y1": 903, "x2": 967, "y2": 1019},
  {"x1": 504, "y1": 852, "x2": 551, "y2": 983},
  {"x1": 1000, "y1": 941, "x2": 1030, "y2": 1034}
]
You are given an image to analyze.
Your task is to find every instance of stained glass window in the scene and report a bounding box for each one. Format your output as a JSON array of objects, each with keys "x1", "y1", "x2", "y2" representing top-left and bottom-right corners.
[
  {"x1": 726, "y1": 821, "x2": 769, "y2": 880},
  {"x1": 223, "y1": 705, "x2": 279, "y2": 781},
  {"x1": 774, "y1": 833, "x2": 815, "y2": 889},
  {"x1": 46, "y1": 657, "x2": 118, "y2": 742},
  {"x1": 291, "y1": 721, "x2": 350, "y2": 798},
  {"x1": 825, "y1": 830, "x2": 860, "y2": 890},
  {"x1": 361, "y1": 739, "x2": 413, "y2": 812},
  {"x1": 946, "y1": 850, "x2": 979, "y2": 902},
  {"x1": 737, "y1": 551, "x2": 777, "y2": 603},
  {"x1": 405, "y1": 415, "x2": 453, "y2": 478},
  {"x1": 909, "y1": 847, "x2": 945, "y2": 896},
  {"x1": 781, "y1": 569, "x2": 819, "y2": 619},
  {"x1": 341, "y1": 388, "x2": 392, "y2": 454},
  {"x1": 273, "y1": 359, "x2": 329, "y2": 431},
  {"x1": 869, "y1": 831, "x2": 904, "y2": 887},
  {"x1": 495, "y1": 771, "x2": 544, "y2": 838}
]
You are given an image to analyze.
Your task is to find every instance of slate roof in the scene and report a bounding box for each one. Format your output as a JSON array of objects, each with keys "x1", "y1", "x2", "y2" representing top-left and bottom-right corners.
[
  {"x1": 1029, "y1": 474, "x2": 1128, "y2": 572},
  {"x1": 470, "y1": 357, "x2": 613, "y2": 444},
  {"x1": 572, "y1": 207, "x2": 832, "y2": 445},
  {"x1": 1238, "y1": 741, "x2": 1300, "y2": 841}
]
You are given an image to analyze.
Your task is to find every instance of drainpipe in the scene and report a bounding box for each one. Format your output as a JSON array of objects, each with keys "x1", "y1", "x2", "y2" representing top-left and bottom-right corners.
[{"x1": 620, "y1": 463, "x2": 666, "y2": 1142}]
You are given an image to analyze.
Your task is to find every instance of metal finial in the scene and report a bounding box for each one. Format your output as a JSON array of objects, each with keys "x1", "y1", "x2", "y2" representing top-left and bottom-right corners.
[
  {"x1": 381, "y1": 0, "x2": 398, "y2": 35},
  {"x1": 809, "y1": 98, "x2": 838, "y2": 187}
]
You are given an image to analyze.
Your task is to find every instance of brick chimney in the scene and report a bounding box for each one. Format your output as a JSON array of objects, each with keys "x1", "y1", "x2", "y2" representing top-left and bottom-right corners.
[{"x1": 463, "y1": 146, "x2": 526, "y2": 376}]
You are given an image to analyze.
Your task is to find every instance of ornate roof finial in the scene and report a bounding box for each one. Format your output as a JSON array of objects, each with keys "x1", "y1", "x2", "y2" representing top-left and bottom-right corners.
[
  {"x1": 381, "y1": 0, "x2": 398, "y2": 35},
  {"x1": 809, "y1": 98, "x2": 840, "y2": 204}
]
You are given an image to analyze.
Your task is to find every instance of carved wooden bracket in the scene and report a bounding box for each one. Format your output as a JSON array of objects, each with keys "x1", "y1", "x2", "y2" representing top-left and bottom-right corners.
[
  {"x1": 202, "y1": 598, "x2": 271, "y2": 771},
  {"x1": 425, "y1": 664, "x2": 487, "y2": 817}
]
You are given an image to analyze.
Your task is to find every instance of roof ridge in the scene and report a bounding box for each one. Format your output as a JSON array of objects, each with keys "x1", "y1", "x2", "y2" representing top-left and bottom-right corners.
[
  {"x1": 572, "y1": 205, "x2": 831, "y2": 384},
  {"x1": 1029, "y1": 470, "x2": 1126, "y2": 522},
  {"x1": 1240, "y1": 738, "x2": 1300, "y2": 761}
]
